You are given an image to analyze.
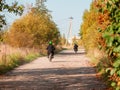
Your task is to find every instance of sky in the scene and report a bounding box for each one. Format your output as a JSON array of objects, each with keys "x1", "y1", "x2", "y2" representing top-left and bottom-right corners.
[{"x1": 5, "y1": 0, "x2": 92, "y2": 38}]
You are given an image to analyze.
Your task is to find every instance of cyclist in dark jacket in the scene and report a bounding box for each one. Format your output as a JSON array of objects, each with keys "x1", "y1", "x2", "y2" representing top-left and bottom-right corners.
[
  {"x1": 46, "y1": 41, "x2": 55, "y2": 58},
  {"x1": 73, "y1": 43, "x2": 78, "y2": 53}
]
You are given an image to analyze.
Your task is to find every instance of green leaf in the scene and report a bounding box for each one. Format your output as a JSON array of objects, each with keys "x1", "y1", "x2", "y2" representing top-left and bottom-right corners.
[
  {"x1": 106, "y1": 68, "x2": 111, "y2": 73},
  {"x1": 106, "y1": 36, "x2": 114, "y2": 47},
  {"x1": 113, "y1": 58, "x2": 120, "y2": 68},
  {"x1": 111, "y1": 0, "x2": 116, "y2": 3},
  {"x1": 113, "y1": 46, "x2": 120, "y2": 53},
  {"x1": 110, "y1": 68, "x2": 116, "y2": 75},
  {"x1": 103, "y1": 27, "x2": 114, "y2": 47},
  {"x1": 115, "y1": 36, "x2": 119, "y2": 40},
  {"x1": 116, "y1": 87, "x2": 120, "y2": 90},
  {"x1": 117, "y1": 28, "x2": 120, "y2": 34},
  {"x1": 102, "y1": 32, "x2": 110, "y2": 38},
  {"x1": 118, "y1": 38, "x2": 120, "y2": 43},
  {"x1": 108, "y1": 49, "x2": 113, "y2": 56},
  {"x1": 109, "y1": 26, "x2": 114, "y2": 34},
  {"x1": 117, "y1": 70, "x2": 120, "y2": 76},
  {"x1": 111, "y1": 82, "x2": 116, "y2": 87}
]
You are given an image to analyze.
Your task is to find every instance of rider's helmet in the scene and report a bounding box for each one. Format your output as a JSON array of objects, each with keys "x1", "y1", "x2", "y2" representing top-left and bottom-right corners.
[{"x1": 49, "y1": 41, "x2": 52, "y2": 45}]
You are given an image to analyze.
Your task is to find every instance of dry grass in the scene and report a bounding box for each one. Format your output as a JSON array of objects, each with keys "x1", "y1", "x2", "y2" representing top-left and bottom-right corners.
[{"x1": 0, "y1": 44, "x2": 41, "y2": 74}]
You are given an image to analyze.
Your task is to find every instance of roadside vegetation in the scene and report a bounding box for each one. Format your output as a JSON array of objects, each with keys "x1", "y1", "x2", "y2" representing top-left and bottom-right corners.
[
  {"x1": 0, "y1": 0, "x2": 61, "y2": 74},
  {"x1": 0, "y1": 44, "x2": 40, "y2": 74},
  {"x1": 80, "y1": 0, "x2": 120, "y2": 89}
]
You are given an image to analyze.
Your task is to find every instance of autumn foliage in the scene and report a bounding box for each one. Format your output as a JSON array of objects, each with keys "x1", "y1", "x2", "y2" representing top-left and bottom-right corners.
[
  {"x1": 0, "y1": 0, "x2": 61, "y2": 74},
  {"x1": 80, "y1": 3, "x2": 99, "y2": 52},
  {"x1": 4, "y1": 8, "x2": 60, "y2": 48},
  {"x1": 81, "y1": 0, "x2": 120, "y2": 89}
]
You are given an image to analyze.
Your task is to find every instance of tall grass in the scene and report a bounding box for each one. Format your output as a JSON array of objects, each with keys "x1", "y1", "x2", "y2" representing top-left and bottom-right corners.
[{"x1": 0, "y1": 44, "x2": 41, "y2": 74}]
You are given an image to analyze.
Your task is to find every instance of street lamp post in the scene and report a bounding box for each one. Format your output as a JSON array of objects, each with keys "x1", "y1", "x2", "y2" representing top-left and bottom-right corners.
[{"x1": 66, "y1": 17, "x2": 73, "y2": 47}]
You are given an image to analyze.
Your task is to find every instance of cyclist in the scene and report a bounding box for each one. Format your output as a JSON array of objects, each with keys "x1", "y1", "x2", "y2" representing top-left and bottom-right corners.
[
  {"x1": 46, "y1": 41, "x2": 55, "y2": 58},
  {"x1": 73, "y1": 43, "x2": 78, "y2": 53}
]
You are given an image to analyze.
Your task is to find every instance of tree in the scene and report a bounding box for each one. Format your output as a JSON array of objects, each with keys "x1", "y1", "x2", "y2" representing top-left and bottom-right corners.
[
  {"x1": 5, "y1": 6, "x2": 60, "y2": 48},
  {"x1": 36, "y1": 0, "x2": 47, "y2": 11},
  {"x1": 81, "y1": 0, "x2": 120, "y2": 89},
  {"x1": 0, "y1": 0, "x2": 24, "y2": 29},
  {"x1": 95, "y1": 0, "x2": 120, "y2": 89},
  {"x1": 80, "y1": 3, "x2": 99, "y2": 51}
]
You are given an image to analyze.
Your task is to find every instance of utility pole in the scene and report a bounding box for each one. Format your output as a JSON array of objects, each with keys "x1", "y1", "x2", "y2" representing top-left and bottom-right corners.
[{"x1": 66, "y1": 17, "x2": 73, "y2": 47}]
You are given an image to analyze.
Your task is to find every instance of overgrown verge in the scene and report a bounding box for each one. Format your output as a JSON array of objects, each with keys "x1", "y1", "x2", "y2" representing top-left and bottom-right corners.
[
  {"x1": 96, "y1": 0, "x2": 120, "y2": 89},
  {"x1": 0, "y1": 44, "x2": 63, "y2": 75},
  {"x1": 80, "y1": 0, "x2": 120, "y2": 89},
  {"x1": 0, "y1": 45, "x2": 41, "y2": 75},
  {"x1": 0, "y1": 0, "x2": 62, "y2": 75},
  {"x1": 0, "y1": 53, "x2": 40, "y2": 74}
]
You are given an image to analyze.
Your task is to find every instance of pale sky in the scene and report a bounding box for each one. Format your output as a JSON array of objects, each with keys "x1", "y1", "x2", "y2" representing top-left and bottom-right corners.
[{"x1": 5, "y1": 0, "x2": 92, "y2": 37}]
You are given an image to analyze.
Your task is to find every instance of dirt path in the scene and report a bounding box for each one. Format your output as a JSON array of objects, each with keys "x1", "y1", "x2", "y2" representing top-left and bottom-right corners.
[{"x1": 0, "y1": 49, "x2": 106, "y2": 90}]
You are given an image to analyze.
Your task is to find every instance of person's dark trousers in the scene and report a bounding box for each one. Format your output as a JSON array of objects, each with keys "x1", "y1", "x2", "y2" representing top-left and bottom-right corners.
[{"x1": 47, "y1": 51, "x2": 54, "y2": 58}]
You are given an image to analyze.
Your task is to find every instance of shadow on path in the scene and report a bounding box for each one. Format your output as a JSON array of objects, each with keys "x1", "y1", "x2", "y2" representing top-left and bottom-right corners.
[
  {"x1": 58, "y1": 50, "x2": 86, "y2": 56},
  {"x1": 0, "y1": 67, "x2": 106, "y2": 90},
  {"x1": 58, "y1": 52, "x2": 86, "y2": 56}
]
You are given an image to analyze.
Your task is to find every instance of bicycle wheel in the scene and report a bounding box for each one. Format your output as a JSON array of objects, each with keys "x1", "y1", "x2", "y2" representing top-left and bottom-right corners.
[{"x1": 49, "y1": 53, "x2": 52, "y2": 62}]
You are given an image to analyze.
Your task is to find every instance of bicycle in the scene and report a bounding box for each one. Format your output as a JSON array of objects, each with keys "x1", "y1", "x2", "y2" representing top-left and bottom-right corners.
[
  {"x1": 74, "y1": 48, "x2": 78, "y2": 53},
  {"x1": 48, "y1": 53, "x2": 53, "y2": 62}
]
